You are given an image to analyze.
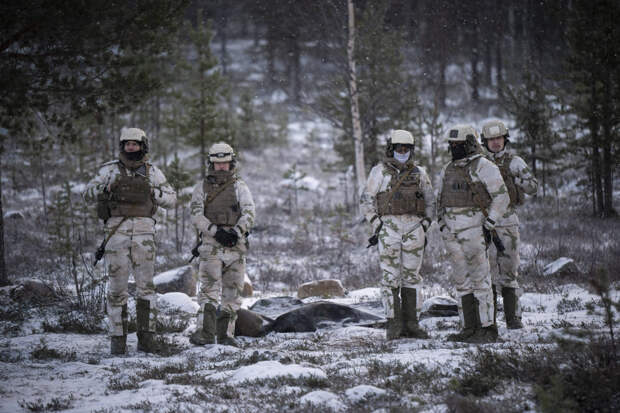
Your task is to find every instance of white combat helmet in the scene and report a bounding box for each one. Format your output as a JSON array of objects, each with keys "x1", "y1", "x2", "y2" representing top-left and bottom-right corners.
[
  {"x1": 208, "y1": 142, "x2": 235, "y2": 163},
  {"x1": 446, "y1": 124, "x2": 479, "y2": 142},
  {"x1": 120, "y1": 127, "x2": 147, "y2": 143},
  {"x1": 390, "y1": 129, "x2": 414, "y2": 146},
  {"x1": 481, "y1": 120, "x2": 509, "y2": 140}
]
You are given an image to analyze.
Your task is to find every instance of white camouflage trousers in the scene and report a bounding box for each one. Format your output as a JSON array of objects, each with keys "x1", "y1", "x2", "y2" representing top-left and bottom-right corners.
[
  {"x1": 378, "y1": 216, "x2": 425, "y2": 318},
  {"x1": 489, "y1": 224, "x2": 522, "y2": 317},
  {"x1": 441, "y1": 225, "x2": 494, "y2": 327},
  {"x1": 196, "y1": 243, "x2": 245, "y2": 337},
  {"x1": 105, "y1": 218, "x2": 158, "y2": 336}
]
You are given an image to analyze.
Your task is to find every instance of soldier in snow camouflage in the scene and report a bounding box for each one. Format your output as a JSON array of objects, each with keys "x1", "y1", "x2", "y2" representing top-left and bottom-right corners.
[
  {"x1": 361, "y1": 130, "x2": 435, "y2": 340},
  {"x1": 437, "y1": 124, "x2": 509, "y2": 343},
  {"x1": 83, "y1": 128, "x2": 176, "y2": 355},
  {"x1": 189, "y1": 142, "x2": 255, "y2": 347},
  {"x1": 481, "y1": 120, "x2": 538, "y2": 329}
]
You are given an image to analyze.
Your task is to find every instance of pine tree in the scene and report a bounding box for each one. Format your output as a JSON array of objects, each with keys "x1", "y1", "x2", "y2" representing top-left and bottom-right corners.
[
  {"x1": 164, "y1": 156, "x2": 193, "y2": 253},
  {"x1": 175, "y1": 13, "x2": 229, "y2": 181},
  {"x1": 565, "y1": 0, "x2": 619, "y2": 217}
]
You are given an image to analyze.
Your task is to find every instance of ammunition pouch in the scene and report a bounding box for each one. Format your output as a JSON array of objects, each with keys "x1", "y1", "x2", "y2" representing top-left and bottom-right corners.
[
  {"x1": 108, "y1": 163, "x2": 156, "y2": 218},
  {"x1": 376, "y1": 166, "x2": 426, "y2": 216},
  {"x1": 203, "y1": 175, "x2": 241, "y2": 226}
]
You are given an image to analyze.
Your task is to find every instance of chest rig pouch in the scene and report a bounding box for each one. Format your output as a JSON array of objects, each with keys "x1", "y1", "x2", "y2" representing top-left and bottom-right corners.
[
  {"x1": 108, "y1": 163, "x2": 156, "y2": 218},
  {"x1": 440, "y1": 159, "x2": 491, "y2": 209},
  {"x1": 376, "y1": 164, "x2": 426, "y2": 216},
  {"x1": 495, "y1": 153, "x2": 523, "y2": 207},
  {"x1": 203, "y1": 171, "x2": 241, "y2": 227}
]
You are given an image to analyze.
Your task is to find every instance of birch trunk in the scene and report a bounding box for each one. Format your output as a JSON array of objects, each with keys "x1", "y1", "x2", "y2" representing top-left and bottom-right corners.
[{"x1": 347, "y1": 0, "x2": 365, "y2": 205}]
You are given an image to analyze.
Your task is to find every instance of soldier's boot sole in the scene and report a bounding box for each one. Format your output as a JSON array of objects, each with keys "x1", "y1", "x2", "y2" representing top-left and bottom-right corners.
[
  {"x1": 447, "y1": 328, "x2": 476, "y2": 342},
  {"x1": 137, "y1": 331, "x2": 163, "y2": 354},
  {"x1": 386, "y1": 318, "x2": 402, "y2": 340},
  {"x1": 110, "y1": 335, "x2": 127, "y2": 355},
  {"x1": 401, "y1": 288, "x2": 429, "y2": 339},
  {"x1": 447, "y1": 293, "x2": 479, "y2": 343},
  {"x1": 465, "y1": 326, "x2": 500, "y2": 344}
]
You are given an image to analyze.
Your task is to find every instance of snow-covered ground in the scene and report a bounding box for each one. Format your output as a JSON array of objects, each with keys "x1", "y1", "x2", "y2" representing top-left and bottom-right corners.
[{"x1": 1, "y1": 284, "x2": 616, "y2": 413}]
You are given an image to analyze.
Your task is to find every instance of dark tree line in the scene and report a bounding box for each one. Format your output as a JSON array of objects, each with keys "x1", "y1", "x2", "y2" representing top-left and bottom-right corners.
[{"x1": 1, "y1": 0, "x2": 618, "y2": 285}]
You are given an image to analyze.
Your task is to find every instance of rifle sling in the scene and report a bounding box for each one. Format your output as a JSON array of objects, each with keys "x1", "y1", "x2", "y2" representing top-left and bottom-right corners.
[
  {"x1": 378, "y1": 165, "x2": 416, "y2": 217},
  {"x1": 203, "y1": 177, "x2": 237, "y2": 207}
]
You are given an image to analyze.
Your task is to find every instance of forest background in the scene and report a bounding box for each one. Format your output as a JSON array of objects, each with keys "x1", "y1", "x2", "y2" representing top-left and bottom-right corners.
[{"x1": 0, "y1": 0, "x2": 618, "y2": 295}]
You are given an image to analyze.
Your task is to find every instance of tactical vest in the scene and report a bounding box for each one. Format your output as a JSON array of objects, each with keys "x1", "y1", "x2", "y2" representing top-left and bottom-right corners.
[
  {"x1": 440, "y1": 159, "x2": 492, "y2": 209},
  {"x1": 494, "y1": 153, "x2": 523, "y2": 207},
  {"x1": 203, "y1": 172, "x2": 241, "y2": 226},
  {"x1": 376, "y1": 164, "x2": 426, "y2": 216},
  {"x1": 108, "y1": 163, "x2": 157, "y2": 218}
]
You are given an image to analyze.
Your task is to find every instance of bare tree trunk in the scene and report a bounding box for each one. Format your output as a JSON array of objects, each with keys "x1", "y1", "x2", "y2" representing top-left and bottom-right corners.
[
  {"x1": 0, "y1": 143, "x2": 8, "y2": 286},
  {"x1": 347, "y1": 0, "x2": 366, "y2": 205},
  {"x1": 601, "y1": 69, "x2": 615, "y2": 217},
  {"x1": 590, "y1": 83, "x2": 604, "y2": 216},
  {"x1": 471, "y1": 28, "x2": 480, "y2": 102}
]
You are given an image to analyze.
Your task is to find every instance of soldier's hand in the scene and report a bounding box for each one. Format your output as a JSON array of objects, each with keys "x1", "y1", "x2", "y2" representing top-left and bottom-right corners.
[
  {"x1": 421, "y1": 217, "x2": 431, "y2": 233},
  {"x1": 367, "y1": 234, "x2": 379, "y2": 248},
  {"x1": 214, "y1": 227, "x2": 230, "y2": 247},
  {"x1": 226, "y1": 229, "x2": 239, "y2": 247}
]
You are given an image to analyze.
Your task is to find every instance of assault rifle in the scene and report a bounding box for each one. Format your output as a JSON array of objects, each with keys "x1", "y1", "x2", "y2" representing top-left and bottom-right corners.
[
  {"x1": 93, "y1": 217, "x2": 127, "y2": 266},
  {"x1": 189, "y1": 232, "x2": 203, "y2": 263}
]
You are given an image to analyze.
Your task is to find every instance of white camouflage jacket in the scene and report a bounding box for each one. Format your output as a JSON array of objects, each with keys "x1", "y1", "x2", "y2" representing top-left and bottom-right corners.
[
  {"x1": 361, "y1": 161, "x2": 435, "y2": 232},
  {"x1": 437, "y1": 153, "x2": 510, "y2": 232},
  {"x1": 190, "y1": 174, "x2": 255, "y2": 248},
  {"x1": 486, "y1": 148, "x2": 538, "y2": 227}
]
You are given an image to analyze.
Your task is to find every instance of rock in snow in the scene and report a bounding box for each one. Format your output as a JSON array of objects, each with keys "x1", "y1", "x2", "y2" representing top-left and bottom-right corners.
[
  {"x1": 543, "y1": 257, "x2": 580, "y2": 277},
  {"x1": 154, "y1": 265, "x2": 196, "y2": 296},
  {"x1": 297, "y1": 279, "x2": 346, "y2": 299}
]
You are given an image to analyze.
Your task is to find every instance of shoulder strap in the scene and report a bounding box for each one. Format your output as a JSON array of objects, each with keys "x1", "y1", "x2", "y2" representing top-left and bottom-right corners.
[
  {"x1": 204, "y1": 176, "x2": 237, "y2": 207},
  {"x1": 117, "y1": 162, "x2": 127, "y2": 176}
]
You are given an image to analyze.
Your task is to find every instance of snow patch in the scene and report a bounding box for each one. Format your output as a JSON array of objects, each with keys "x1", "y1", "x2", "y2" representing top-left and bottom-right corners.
[
  {"x1": 158, "y1": 292, "x2": 199, "y2": 314},
  {"x1": 300, "y1": 390, "x2": 346, "y2": 411},
  {"x1": 209, "y1": 360, "x2": 327, "y2": 384}
]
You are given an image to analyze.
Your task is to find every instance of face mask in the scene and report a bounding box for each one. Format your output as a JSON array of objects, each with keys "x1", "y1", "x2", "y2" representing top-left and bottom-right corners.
[
  {"x1": 450, "y1": 143, "x2": 467, "y2": 161},
  {"x1": 124, "y1": 150, "x2": 144, "y2": 161},
  {"x1": 394, "y1": 151, "x2": 410, "y2": 163}
]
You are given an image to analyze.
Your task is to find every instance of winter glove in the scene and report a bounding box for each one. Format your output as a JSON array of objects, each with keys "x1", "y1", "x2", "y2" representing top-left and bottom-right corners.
[
  {"x1": 366, "y1": 234, "x2": 379, "y2": 248},
  {"x1": 214, "y1": 227, "x2": 238, "y2": 248},
  {"x1": 227, "y1": 228, "x2": 239, "y2": 247}
]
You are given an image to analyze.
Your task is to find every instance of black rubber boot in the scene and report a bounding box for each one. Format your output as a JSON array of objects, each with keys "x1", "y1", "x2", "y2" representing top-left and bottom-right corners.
[
  {"x1": 110, "y1": 304, "x2": 128, "y2": 355},
  {"x1": 386, "y1": 288, "x2": 402, "y2": 340},
  {"x1": 447, "y1": 294, "x2": 478, "y2": 342},
  {"x1": 502, "y1": 287, "x2": 524, "y2": 329},
  {"x1": 190, "y1": 303, "x2": 217, "y2": 345},
  {"x1": 217, "y1": 310, "x2": 239, "y2": 347},
  {"x1": 136, "y1": 298, "x2": 160, "y2": 353},
  {"x1": 110, "y1": 335, "x2": 127, "y2": 355},
  {"x1": 401, "y1": 288, "x2": 429, "y2": 339}
]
